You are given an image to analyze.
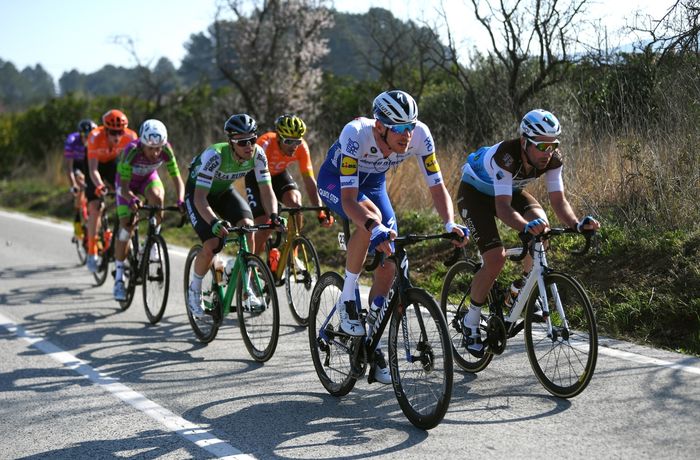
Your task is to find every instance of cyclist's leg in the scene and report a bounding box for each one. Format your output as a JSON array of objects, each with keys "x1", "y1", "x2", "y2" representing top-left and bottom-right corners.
[
  {"x1": 143, "y1": 173, "x2": 165, "y2": 225},
  {"x1": 245, "y1": 171, "x2": 271, "y2": 255},
  {"x1": 84, "y1": 165, "x2": 103, "y2": 271},
  {"x1": 277, "y1": 170, "x2": 303, "y2": 229},
  {"x1": 363, "y1": 185, "x2": 397, "y2": 305}
]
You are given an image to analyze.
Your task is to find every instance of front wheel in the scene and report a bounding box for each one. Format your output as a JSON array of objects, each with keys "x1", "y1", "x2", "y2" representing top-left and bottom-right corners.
[
  {"x1": 440, "y1": 260, "x2": 494, "y2": 372},
  {"x1": 143, "y1": 235, "x2": 170, "y2": 324},
  {"x1": 285, "y1": 236, "x2": 320, "y2": 327},
  {"x1": 184, "y1": 244, "x2": 221, "y2": 343},
  {"x1": 308, "y1": 271, "x2": 357, "y2": 396},
  {"x1": 389, "y1": 288, "x2": 453, "y2": 430},
  {"x1": 524, "y1": 271, "x2": 598, "y2": 398},
  {"x1": 236, "y1": 253, "x2": 280, "y2": 362},
  {"x1": 73, "y1": 223, "x2": 88, "y2": 265}
]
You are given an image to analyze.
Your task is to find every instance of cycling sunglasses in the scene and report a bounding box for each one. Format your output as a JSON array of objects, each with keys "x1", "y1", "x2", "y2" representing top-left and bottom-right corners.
[
  {"x1": 107, "y1": 129, "x2": 124, "y2": 137},
  {"x1": 230, "y1": 135, "x2": 257, "y2": 147},
  {"x1": 388, "y1": 122, "x2": 416, "y2": 134},
  {"x1": 527, "y1": 137, "x2": 560, "y2": 152},
  {"x1": 279, "y1": 135, "x2": 302, "y2": 146}
]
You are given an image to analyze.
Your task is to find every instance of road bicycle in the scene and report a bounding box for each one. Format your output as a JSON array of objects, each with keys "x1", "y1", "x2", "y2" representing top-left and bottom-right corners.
[
  {"x1": 440, "y1": 228, "x2": 598, "y2": 398},
  {"x1": 309, "y1": 220, "x2": 457, "y2": 430},
  {"x1": 264, "y1": 206, "x2": 329, "y2": 327},
  {"x1": 118, "y1": 204, "x2": 184, "y2": 324},
  {"x1": 183, "y1": 223, "x2": 281, "y2": 362},
  {"x1": 93, "y1": 192, "x2": 117, "y2": 287}
]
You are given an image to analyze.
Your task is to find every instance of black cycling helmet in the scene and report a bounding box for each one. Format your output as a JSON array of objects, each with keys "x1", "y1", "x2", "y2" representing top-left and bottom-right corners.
[
  {"x1": 224, "y1": 114, "x2": 257, "y2": 137},
  {"x1": 78, "y1": 119, "x2": 97, "y2": 136}
]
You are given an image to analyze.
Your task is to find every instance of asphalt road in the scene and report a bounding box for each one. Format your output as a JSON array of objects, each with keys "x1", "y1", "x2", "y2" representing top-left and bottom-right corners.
[{"x1": 1, "y1": 209, "x2": 699, "y2": 459}]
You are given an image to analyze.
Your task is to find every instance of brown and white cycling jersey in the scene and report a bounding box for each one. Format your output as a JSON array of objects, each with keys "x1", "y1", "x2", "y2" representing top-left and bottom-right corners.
[{"x1": 460, "y1": 138, "x2": 564, "y2": 196}]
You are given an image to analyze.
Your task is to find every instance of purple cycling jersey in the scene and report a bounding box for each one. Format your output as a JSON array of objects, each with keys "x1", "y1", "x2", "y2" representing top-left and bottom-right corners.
[{"x1": 64, "y1": 132, "x2": 86, "y2": 161}]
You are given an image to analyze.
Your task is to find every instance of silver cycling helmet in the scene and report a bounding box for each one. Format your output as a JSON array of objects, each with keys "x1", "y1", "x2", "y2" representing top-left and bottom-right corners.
[
  {"x1": 139, "y1": 119, "x2": 168, "y2": 147},
  {"x1": 519, "y1": 109, "x2": 561, "y2": 138}
]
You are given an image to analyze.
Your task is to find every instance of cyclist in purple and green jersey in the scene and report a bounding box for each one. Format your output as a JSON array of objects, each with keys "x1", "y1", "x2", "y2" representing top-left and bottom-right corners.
[{"x1": 65, "y1": 119, "x2": 96, "y2": 238}]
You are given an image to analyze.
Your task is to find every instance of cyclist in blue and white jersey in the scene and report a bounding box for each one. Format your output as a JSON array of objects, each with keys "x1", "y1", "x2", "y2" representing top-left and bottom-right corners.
[
  {"x1": 317, "y1": 89, "x2": 468, "y2": 384},
  {"x1": 456, "y1": 109, "x2": 600, "y2": 357}
]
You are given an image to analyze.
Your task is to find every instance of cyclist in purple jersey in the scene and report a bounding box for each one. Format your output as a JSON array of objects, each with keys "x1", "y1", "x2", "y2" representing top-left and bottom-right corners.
[
  {"x1": 456, "y1": 109, "x2": 600, "y2": 357},
  {"x1": 64, "y1": 119, "x2": 96, "y2": 239},
  {"x1": 112, "y1": 119, "x2": 185, "y2": 301}
]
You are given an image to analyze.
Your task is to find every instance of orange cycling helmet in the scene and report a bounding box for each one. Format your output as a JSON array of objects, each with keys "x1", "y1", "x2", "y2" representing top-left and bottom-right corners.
[{"x1": 102, "y1": 109, "x2": 129, "y2": 130}]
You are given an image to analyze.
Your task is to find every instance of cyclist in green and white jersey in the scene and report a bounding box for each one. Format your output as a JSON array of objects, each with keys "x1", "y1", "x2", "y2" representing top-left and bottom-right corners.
[{"x1": 184, "y1": 114, "x2": 283, "y2": 319}]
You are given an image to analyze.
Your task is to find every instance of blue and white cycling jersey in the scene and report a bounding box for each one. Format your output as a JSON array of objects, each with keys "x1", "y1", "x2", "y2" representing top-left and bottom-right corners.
[
  {"x1": 461, "y1": 138, "x2": 564, "y2": 196},
  {"x1": 319, "y1": 117, "x2": 444, "y2": 189}
]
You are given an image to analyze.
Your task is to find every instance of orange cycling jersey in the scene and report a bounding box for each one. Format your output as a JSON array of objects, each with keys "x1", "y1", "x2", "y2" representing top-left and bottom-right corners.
[
  {"x1": 256, "y1": 132, "x2": 314, "y2": 177},
  {"x1": 87, "y1": 126, "x2": 138, "y2": 163}
]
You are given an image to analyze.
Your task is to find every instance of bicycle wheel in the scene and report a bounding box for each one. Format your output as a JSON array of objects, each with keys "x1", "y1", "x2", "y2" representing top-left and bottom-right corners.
[
  {"x1": 440, "y1": 260, "x2": 493, "y2": 372},
  {"x1": 184, "y1": 244, "x2": 221, "y2": 343},
  {"x1": 119, "y1": 251, "x2": 138, "y2": 311},
  {"x1": 308, "y1": 271, "x2": 358, "y2": 396},
  {"x1": 142, "y1": 235, "x2": 169, "y2": 324},
  {"x1": 236, "y1": 253, "x2": 280, "y2": 362},
  {"x1": 524, "y1": 271, "x2": 598, "y2": 398},
  {"x1": 389, "y1": 287, "x2": 453, "y2": 430},
  {"x1": 74, "y1": 223, "x2": 88, "y2": 265},
  {"x1": 92, "y1": 235, "x2": 110, "y2": 286},
  {"x1": 284, "y1": 235, "x2": 320, "y2": 327}
]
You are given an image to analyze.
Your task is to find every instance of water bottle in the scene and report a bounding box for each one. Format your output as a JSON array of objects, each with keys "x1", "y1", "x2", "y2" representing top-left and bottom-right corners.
[
  {"x1": 366, "y1": 296, "x2": 384, "y2": 338},
  {"x1": 224, "y1": 258, "x2": 235, "y2": 280},
  {"x1": 504, "y1": 278, "x2": 525, "y2": 309},
  {"x1": 268, "y1": 248, "x2": 281, "y2": 273},
  {"x1": 213, "y1": 254, "x2": 226, "y2": 286}
]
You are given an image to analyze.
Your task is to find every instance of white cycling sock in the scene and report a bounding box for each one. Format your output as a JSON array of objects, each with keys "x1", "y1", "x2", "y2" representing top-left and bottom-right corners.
[
  {"x1": 464, "y1": 304, "x2": 482, "y2": 330},
  {"x1": 115, "y1": 260, "x2": 124, "y2": 281},
  {"x1": 190, "y1": 272, "x2": 204, "y2": 291},
  {"x1": 341, "y1": 270, "x2": 359, "y2": 304}
]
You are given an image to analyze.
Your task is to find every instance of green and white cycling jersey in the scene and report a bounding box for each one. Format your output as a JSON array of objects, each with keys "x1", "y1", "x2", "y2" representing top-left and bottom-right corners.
[{"x1": 187, "y1": 142, "x2": 271, "y2": 195}]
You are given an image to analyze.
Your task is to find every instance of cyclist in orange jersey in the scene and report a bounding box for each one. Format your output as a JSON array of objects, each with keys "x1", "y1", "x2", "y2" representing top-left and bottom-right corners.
[
  {"x1": 85, "y1": 109, "x2": 138, "y2": 273},
  {"x1": 244, "y1": 114, "x2": 333, "y2": 258}
]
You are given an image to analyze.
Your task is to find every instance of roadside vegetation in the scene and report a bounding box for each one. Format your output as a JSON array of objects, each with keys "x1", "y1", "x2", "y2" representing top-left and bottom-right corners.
[{"x1": 1, "y1": 1, "x2": 698, "y2": 354}]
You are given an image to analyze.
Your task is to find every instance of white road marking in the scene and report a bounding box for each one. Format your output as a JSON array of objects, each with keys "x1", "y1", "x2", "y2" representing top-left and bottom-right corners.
[
  {"x1": 0, "y1": 312, "x2": 255, "y2": 460},
  {"x1": 598, "y1": 345, "x2": 700, "y2": 375}
]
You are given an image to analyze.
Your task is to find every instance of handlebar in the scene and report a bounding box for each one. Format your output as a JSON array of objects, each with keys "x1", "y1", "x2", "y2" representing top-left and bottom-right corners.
[
  {"x1": 223, "y1": 223, "x2": 279, "y2": 242},
  {"x1": 129, "y1": 204, "x2": 187, "y2": 227},
  {"x1": 279, "y1": 206, "x2": 331, "y2": 214},
  {"x1": 507, "y1": 227, "x2": 595, "y2": 262},
  {"x1": 364, "y1": 232, "x2": 464, "y2": 272}
]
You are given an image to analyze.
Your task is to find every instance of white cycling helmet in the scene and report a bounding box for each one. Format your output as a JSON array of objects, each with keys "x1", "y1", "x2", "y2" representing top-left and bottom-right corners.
[
  {"x1": 519, "y1": 109, "x2": 561, "y2": 138},
  {"x1": 139, "y1": 119, "x2": 168, "y2": 147},
  {"x1": 372, "y1": 90, "x2": 418, "y2": 125}
]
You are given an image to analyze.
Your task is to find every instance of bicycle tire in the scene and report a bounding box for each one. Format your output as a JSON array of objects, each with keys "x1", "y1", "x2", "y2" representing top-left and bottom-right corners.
[
  {"x1": 308, "y1": 271, "x2": 358, "y2": 396},
  {"x1": 119, "y1": 247, "x2": 138, "y2": 311},
  {"x1": 74, "y1": 224, "x2": 88, "y2": 265},
  {"x1": 92, "y1": 215, "x2": 115, "y2": 286},
  {"x1": 236, "y1": 253, "x2": 280, "y2": 362},
  {"x1": 440, "y1": 259, "x2": 493, "y2": 372},
  {"x1": 284, "y1": 235, "x2": 320, "y2": 327},
  {"x1": 524, "y1": 271, "x2": 598, "y2": 398},
  {"x1": 184, "y1": 244, "x2": 221, "y2": 343},
  {"x1": 389, "y1": 287, "x2": 453, "y2": 430},
  {"x1": 142, "y1": 234, "x2": 170, "y2": 324}
]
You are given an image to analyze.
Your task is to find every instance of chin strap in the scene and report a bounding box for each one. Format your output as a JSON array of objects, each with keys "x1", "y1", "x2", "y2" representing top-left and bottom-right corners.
[{"x1": 380, "y1": 127, "x2": 390, "y2": 145}]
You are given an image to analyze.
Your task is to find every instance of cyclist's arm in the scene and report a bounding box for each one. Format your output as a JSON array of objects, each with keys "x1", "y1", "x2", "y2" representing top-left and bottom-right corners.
[
  {"x1": 259, "y1": 181, "x2": 278, "y2": 218},
  {"x1": 88, "y1": 157, "x2": 104, "y2": 190},
  {"x1": 495, "y1": 194, "x2": 531, "y2": 231},
  {"x1": 428, "y1": 182, "x2": 455, "y2": 226},
  {"x1": 548, "y1": 190, "x2": 579, "y2": 229},
  {"x1": 301, "y1": 174, "x2": 323, "y2": 207},
  {"x1": 64, "y1": 157, "x2": 76, "y2": 188},
  {"x1": 193, "y1": 186, "x2": 218, "y2": 226}
]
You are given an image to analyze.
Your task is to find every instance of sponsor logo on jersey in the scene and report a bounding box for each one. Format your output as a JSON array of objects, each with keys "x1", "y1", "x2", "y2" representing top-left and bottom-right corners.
[
  {"x1": 340, "y1": 155, "x2": 358, "y2": 175},
  {"x1": 370, "y1": 147, "x2": 377, "y2": 154},
  {"x1": 423, "y1": 153, "x2": 440, "y2": 174},
  {"x1": 345, "y1": 139, "x2": 360, "y2": 155},
  {"x1": 319, "y1": 188, "x2": 339, "y2": 204},
  {"x1": 424, "y1": 137, "x2": 434, "y2": 152}
]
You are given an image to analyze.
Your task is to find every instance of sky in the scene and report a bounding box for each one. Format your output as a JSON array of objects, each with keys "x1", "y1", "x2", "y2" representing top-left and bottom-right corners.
[{"x1": 0, "y1": 0, "x2": 676, "y2": 87}]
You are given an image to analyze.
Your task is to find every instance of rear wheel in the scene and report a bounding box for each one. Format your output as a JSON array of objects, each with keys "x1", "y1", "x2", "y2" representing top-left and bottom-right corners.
[
  {"x1": 389, "y1": 288, "x2": 453, "y2": 430},
  {"x1": 184, "y1": 244, "x2": 221, "y2": 343},
  {"x1": 118, "y1": 250, "x2": 138, "y2": 311},
  {"x1": 73, "y1": 223, "x2": 88, "y2": 265},
  {"x1": 524, "y1": 272, "x2": 598, "y2": 398},
  {"x1": 236, "y1": 253, "x2": 280, "y2": 362},
  {"x1": 285, "y1": 236, "x2": 320, "y2": 327},
  {"x1": 143, "y1": 235, "x2": 170, "y2": 324},
  {"x1": 440, "y1": 260, "x2": 494, "y2": 372},
  {"x1": 308, "y1": 271, "x2": 358, "y2": 396}
]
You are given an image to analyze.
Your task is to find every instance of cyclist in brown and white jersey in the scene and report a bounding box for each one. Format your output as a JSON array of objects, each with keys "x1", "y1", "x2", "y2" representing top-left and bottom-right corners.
[{"x1": 456, "y1": 109, "x2": 600, "y2": 357}]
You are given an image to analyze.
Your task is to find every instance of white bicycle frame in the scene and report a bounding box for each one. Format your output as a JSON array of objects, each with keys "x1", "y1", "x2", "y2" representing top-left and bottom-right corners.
[{"x1": 500, "y1": 240, "x2": 569, "y2": 339}]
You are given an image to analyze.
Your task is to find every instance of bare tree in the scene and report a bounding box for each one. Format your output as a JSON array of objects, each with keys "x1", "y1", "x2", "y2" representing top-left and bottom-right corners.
[
  {"x1": 632, "y1": 0, "x2": 699, "y2": 59},
  {"x1": 434, "y1": 0, "x2": 589, "y2": 119},
  {"x1": 213, "y1": 0, "x2": 333, "y2": 129}
]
